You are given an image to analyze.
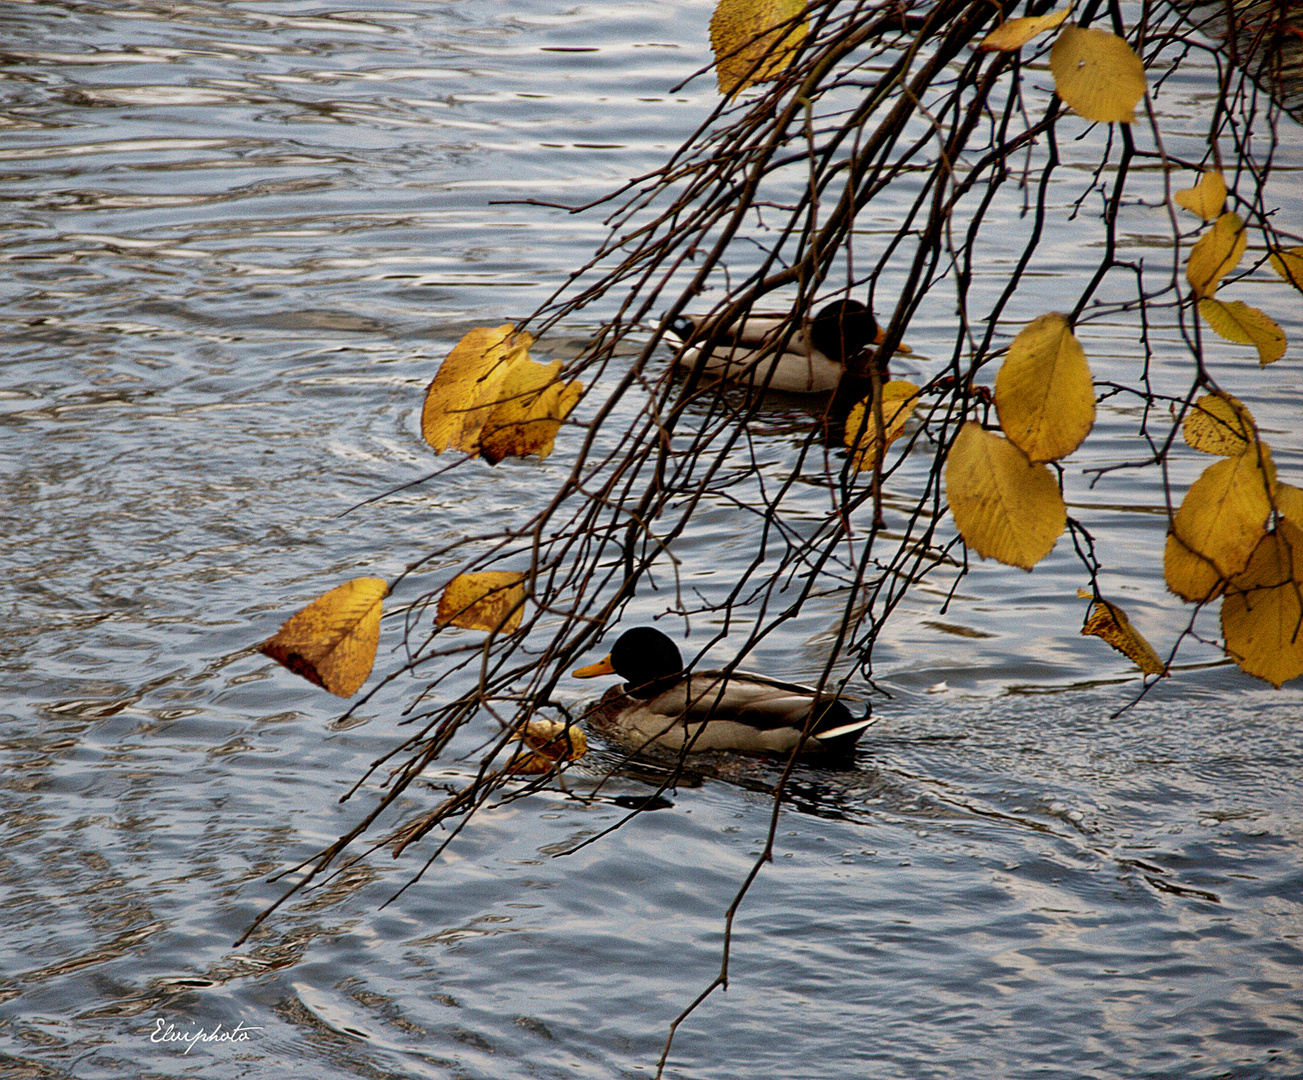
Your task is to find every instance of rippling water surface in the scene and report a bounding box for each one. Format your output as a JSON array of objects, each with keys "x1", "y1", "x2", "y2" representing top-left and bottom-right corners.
[{"x1": 2, "y1": 2, "x2": 1302, "y2": 1078}]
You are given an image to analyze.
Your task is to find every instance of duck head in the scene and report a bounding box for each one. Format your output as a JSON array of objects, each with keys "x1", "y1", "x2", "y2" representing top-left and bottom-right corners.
[
  {"x1": 572, "y1": 626, "x2": 685, "y2": 699},
  {"x1": 809, "y1": 299, "x2": 896, "y2": 374}
]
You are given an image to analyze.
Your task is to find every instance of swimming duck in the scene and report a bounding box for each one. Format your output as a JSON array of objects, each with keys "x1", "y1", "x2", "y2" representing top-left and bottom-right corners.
[
  {"x1": 571, "y1": 626, "x2": 873, "y2": 757},
  {"x1": 667, "y1": 298, "x2": 908, "y2": 394}
]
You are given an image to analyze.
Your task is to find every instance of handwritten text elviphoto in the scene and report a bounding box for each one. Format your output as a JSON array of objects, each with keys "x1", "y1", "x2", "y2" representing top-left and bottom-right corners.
[{"x1": 149, "y1": 1018, "x2": 263, "y2": 1054}]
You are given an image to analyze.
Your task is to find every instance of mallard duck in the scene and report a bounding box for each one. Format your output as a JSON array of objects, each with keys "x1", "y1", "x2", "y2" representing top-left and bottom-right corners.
[
  {"x1": 571, "y1": 626, "x2": 873, "y2": 757},
  {"x1": 667, "y1": 298, "x2": 908, "y2": 394}
]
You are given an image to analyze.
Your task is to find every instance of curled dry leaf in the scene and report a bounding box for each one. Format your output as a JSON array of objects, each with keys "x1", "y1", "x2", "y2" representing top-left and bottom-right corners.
[
  {"x1": 1186, "y1": 212, "x2": 1247, "y2": 299},
  {"x1": 422, "y1": 325, "x2": 531, "y2": 454},
  {"x1": 480, "y1": 358, "x2": 583, "y2": 464},
  {"x1": 1182, "y1": 392, "x2": 1256, "y2": 456},
  {"x1": 506, "y1": 718, "x2": 589, "y2": 775},
  {"x1": 1221, "y1": 521, "x2": 1303, "y2": 688},
  {"x1": 1173, "y1": 170, "x2": 1227, "y2": 221},
  {"x1": 505, "y1": 753, "x2": 556, "y2": 776},
  {"x1": 519, "y1": 718, "x2": 587, "y2": 758},
  {"x1": 1199, "y1": 299, "x2": 1287, "y2": 365},
  {"x1": 945, "y1": 422, "x2": 1066, "y2": 570},
  {"x1": 422, "y1": 326, "x2": 582, "y2": 462},
  {"x1": 259, "y1": 577, "x2": 388, "y2": 697},
  {"x1": 978, "y1": 7, "x2": 1072, "y2": 51},
  {"x1": 994, "y1": 313, "x2": 1095, "y2": 462},
  {"x1": 1163, "y1": 446, "x2": 1275, "y2": 602},
  {"x1": 1049, "y1": 24, "x2": 1146, "y2": 123},
  {"x1": 436, "y1": 570, "x2": 526, "y2": 634},
  {"x1": 1077, "y1": 589, "x2": 1167, "y2": 676},
  {"x1": 843, "y1": 380, "x2": 920, "y2": 472},
  {"x1": 709, "y1": 0, "x2": 807, "y2": 97},
  {"x1": 1268, "y1": 246, "x2": 1303, "y2": 292}
]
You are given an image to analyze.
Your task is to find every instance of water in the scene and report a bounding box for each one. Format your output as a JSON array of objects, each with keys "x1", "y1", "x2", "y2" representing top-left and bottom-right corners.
[{"x1": 2, "y1": 1, "x2": 1302, "y2": 1077}]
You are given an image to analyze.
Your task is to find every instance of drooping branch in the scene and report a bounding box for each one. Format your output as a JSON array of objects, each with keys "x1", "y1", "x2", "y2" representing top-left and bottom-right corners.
[{"x1": 250, "y1": 0, "x2": 1302, "y2": 986}]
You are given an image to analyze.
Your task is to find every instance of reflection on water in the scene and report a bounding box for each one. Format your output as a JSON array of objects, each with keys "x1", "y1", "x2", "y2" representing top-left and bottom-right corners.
[{"x1": 1, "y1": 1, "x2": 1302, "y2": 1077}]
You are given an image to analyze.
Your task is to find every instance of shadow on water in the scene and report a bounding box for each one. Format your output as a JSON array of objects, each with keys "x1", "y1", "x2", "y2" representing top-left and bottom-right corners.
[
  {"x1": 1166, "y1": 0, "x2": 1303, "y2": 124},
  {"x1": 561, "y1": 722, "x2": 1230, "y2": 912}
]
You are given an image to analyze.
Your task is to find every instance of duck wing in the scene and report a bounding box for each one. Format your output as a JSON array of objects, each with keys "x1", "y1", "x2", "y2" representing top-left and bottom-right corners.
[
  {"x1": 639, "y1": 672, "x2": 870, "y2": 753},
  {"x1": 588, "y1": 669, "x2": 872, "y2": 756},
  {"x1": 672, "y1": 312, "x2": 809, "y2": 352},
  {"x1": 668, "y1": 314, "x2": 844, "y2": 393}
]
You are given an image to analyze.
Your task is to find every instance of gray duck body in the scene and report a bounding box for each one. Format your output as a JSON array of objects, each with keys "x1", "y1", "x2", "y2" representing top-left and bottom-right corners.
[{"x1": 574, "y1": 628, "x2": 872, "y2": 757}]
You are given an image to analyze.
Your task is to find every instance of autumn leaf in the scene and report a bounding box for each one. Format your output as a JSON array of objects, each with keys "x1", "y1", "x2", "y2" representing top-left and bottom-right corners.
[
  {"x1": 1268, "y1": 246, "x2": 1303, "y2": 293},
  {"x1": 1174, "y1": 170, "x2": 1227, "y2": 221},
  {"x1": 506, "y1": 718, "x2": 589, "y2": 775},
  {"x1": 1049, "y1": 25, "x2": 1146, "y2": 123},
  {"x1": 422, "y1": 325, "x2": 532, "y2": 454},
  {"x1": 1163, "y1": 447, "x2": 1275, "y2": 602},
  {"x1": 994, "y1": 313, "x2": 1095, "y2": 462},
  {"x1": 1078, "y1": 589, "x2": 1167, "y2": 676},
  {"x1": 260, "y1": 577, "x2": 388, "y2": 697},
  {"x1": 422, "y1": 326, "x2": 582, "y2": 463},
  {"x1": 1276, "y1": 482, "x2": 1303, "y2": 530},
  {"x1": 1182, "y1": 392, "x2": 1256, "y2": 456},
  {"x1": 1221, "y1": 521, "x2": 1303, "y2": 687},
  {"x1": 843, "y1": 380, "x2": 920, "y2": 472},
  {"x1": 505, "y1": 753, "x2": 556, "y2": 776},
  {"x1": 978, "y1": 8, "x2": 1072, "y2": 51},
  {"x1": 1186, "y1": 212, "x2": 1247, "y2": 299},
  {"x1": 479, "y1": 358, "x2": 583, "y2": 464},
  {"x1": 1199, "y1": 299, "x2": 1287, "y2": 365},
  {"x1": 710, "y1": 0, "x2": 807, "y2": 97},
  {"x1": 945, "y1": 422, "x2": 1066, "y2": 570},
  {"x1": 436, "y1": 571, "x2": 526, "y2": 633}
]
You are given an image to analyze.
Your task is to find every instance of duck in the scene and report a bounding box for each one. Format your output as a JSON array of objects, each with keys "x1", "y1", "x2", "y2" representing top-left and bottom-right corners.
[
  {"x1": 666, "y1": 298, "x2": 909, "y2": 394},
  {"x1": 571, "y1": 626, "x2": 874, "y2": 757}
]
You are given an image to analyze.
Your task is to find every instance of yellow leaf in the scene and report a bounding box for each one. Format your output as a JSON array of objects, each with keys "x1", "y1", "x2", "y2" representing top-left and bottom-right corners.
[
  {"x1": 1078, "y1": 590, "x2": 1168, "y2": 676},
  {"x1": 1276, "y1": 482, "x2": 1303, "y2": 530},
  {"x1": 1268, "y1": 247, "x2": 1303, "y2": 293},
  {"x1": 1198, "y1": 299, "x2": 1287, "y2": 365},
  {"x1": 994, "y1": 313, "x2": 1095, "y2": 462},
  {"x1": 519, "y1": 718, "x2": 588, "y2": 759},
  {"x1": 436, "y1": 571, "x2": 526, "y2": 633},
  {"x1": 709, "y1": 0, "x2": 807, "y2": 97},
  {"x1": 507, "y1": 718, "x2": 589, "y2": 774},
  {"x1": 843, "y1": 380, "x2": 920, "y2": 472},
  {"x1": 1221, "y1": 521, "x2": 1303, "y2": 687},
  {"x1": 1163, "y1": 533, "x2": 1215, "y2": 604},
  {"x1": 479, "y1": 358, "x2": 583, "y2": 464},
  {"x1": 1182, "y1": 392, "x2": 1256, "y2": 456},
  {"x1": 505, "y1": 753, "x2": 557, "y2": 776},
  {"x1": 1049, "y1": 24, "x2": 1146, "y2": 123},
  {"x1": 260, "y1": 577, "x2": 388, "y2": 697},
  {"x1": 421, "y1": 325, "x2": 533, "y2": 454},
  {"x1": 1186, "y1": 212, "x2": 1247, "y2": 300},
  {"x1": 1173, "y1": 170, "x2": 1227, "y2": 221},
  {"x1": 1164, "y1": 448, "x2": 1275, "y2": 601},
  {"x1": 945, "y1": 422, "x2": 1066, "y2": 570},
  {"x1": 978, "y1": 8, "x2": 1072, "y2": 51}
]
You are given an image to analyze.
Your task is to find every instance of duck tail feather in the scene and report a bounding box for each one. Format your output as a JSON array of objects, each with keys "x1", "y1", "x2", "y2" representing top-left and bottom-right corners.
[
  {"x1": 664, "y1": 314, "x2": 697, "y2": 344},
  {"x1": 813, "y1": 714, "x2": 878, "y2": 743}
]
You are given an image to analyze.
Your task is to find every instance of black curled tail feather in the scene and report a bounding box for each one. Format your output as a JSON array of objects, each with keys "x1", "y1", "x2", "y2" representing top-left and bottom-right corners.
[
  {"x1": 810, "y1": 699, "x2": 875, "y2": 756},
  {"x1": 665, "y1": 314, "x2": 697, "y2": 345}
]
